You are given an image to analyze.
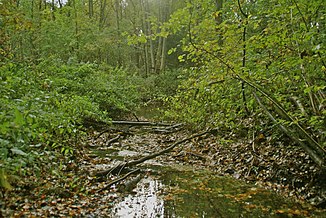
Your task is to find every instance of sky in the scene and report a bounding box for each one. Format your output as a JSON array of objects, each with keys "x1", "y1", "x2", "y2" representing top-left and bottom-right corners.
[{"x1": 46, "y1": 0, "x2": 68, "y2": 4}]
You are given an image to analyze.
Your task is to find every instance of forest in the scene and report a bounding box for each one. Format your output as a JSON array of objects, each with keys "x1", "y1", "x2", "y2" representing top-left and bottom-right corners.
[{"x1": 0, "y1": 0, "x2": 325, "y2": 216}]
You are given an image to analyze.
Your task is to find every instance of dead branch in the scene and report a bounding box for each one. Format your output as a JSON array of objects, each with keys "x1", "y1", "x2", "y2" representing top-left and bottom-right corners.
[
  {"x1": 253, "y1": 92, "x2": 326, "y2": 168},
  {"x1": 111, "y1": 120, "x2": 180, "y2": 127},
  {"x1": 95, "y1": 130, "x2": 212, "y2": 177},
  {"x1": 95, "y1": 128, "x2": 134, "y2": 141},
  {"x1": 97, "y1": 168, "x2": 140, "y2": 193},
  {"x1": 106, "y1": 135, "x2": 120, "y2": 146},
  {"x1": 117, "y1": 174, "x2": 143, "y2": 192}
]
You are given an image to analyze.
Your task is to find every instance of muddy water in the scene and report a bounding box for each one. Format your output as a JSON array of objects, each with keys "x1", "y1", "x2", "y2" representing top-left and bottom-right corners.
[
  {"x1": 109, "y1": 162, "x2": 321, "y2": 218},
  {"x1": 104, "y1": 105, "x2": 324, "y2": 217}
]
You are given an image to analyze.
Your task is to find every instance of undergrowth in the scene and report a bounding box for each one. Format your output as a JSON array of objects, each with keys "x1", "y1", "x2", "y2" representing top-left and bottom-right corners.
[{"x1": 0, "y1": 60, "x2": 182, "y2": 189}]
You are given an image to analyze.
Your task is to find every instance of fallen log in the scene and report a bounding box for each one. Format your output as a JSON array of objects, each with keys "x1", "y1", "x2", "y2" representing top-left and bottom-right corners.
[
  {"x1": 111, "y1": 120, "x2": 181, "y2": 127},
  {"x1": 95, "y1": 129, "x2": 212, "y2": 177},
  {"x1": 150, "y1": 123, "x2": 184, "y2": 134}
]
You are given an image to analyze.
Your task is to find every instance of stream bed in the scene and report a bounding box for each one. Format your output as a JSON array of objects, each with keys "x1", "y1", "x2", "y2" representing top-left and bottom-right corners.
[
  {"x1": 98, "y1": 149, "x2": 324, "y2": 218},
  {"x1": 86, "y1": 105, "x2": 326, "y2": 217}
]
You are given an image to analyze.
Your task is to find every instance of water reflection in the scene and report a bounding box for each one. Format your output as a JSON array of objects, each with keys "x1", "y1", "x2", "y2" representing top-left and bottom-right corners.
[
  {"x1": 111, "y1": 167, "x2": 322, "y2": 218},
  {"x1": 112, "y1": 177, "x2": 165, "y2": 218}
]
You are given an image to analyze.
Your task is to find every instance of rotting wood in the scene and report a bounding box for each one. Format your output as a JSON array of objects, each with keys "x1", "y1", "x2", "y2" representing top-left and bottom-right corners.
[{"x1": 95, "y1": 129, "x2": 212, "y2": 177}]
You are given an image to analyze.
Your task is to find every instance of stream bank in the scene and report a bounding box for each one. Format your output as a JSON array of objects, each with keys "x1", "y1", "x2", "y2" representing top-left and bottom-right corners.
[
  {"x1": 1, "y1": 108, "x2": 326, "y2": 217},
  {"x1": 85, "y1": 124, "x2": 325, "y2": 217}
]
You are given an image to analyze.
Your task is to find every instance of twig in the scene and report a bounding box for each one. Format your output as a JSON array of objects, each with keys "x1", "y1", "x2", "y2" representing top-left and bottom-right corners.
[
  {"x1": 251, "y1": 131, "x2": 256, "y2": 153},
  {"x1": 95, "y1": 129, "x2": 110, "y2": 140}
]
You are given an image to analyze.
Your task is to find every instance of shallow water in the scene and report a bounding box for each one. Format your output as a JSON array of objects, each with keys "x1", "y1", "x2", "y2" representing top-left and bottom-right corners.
[
  {"x1": 99, "y1": 104, "x2": 326, "y2": 217},
  {"x1": 113, "y1": 177, "x2": 165, "y2": 217},
  {"x1": 110, "y1": 164, "x2": 322, "y2": 218}
]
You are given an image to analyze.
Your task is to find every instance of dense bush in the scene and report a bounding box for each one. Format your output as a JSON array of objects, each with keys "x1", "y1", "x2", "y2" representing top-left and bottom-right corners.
[
  {"x1": 0, "y1": 60, "x2": 155, "y2": 184},
  {"x1": 138, "y1": 68, "x2": 185, "y2": 101}
]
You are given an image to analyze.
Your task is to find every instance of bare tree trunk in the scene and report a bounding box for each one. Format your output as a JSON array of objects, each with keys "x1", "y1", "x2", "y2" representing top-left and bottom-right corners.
[
  {"x1": 99, "y1": 0, "x2": 107, "y2": 30},
  {"x1": 157, "y1": 0, "x2": 170, "y2": 72},
  {"x1": 115, "y1": 0, "x2": 122, "y2": 66},
  {"x1": 72, "y1": 0, "x2": 79, "y2": 54},
  {"x1": 155, "y1": 36, "x2": 162, "y2": 73},
  {"x1": 89, "y1": 0, "x2": 93, "y2": 18},
  {"x1": 144, "y1": 0, "x2": 155, "y2": 73},
  {"x1": 160, "y1": 36, "x2": 166, "y2": 71},
  {"x1": 51, "y1": 0, "x2": 56, "y2": 20},
  {"x1": 58, "y1": 0, "x2": 63, "y2": 8},
  {"x1": 140, "y1": 0, "x2": 149, "y2": 75},
  {"x1": 143, "y1": 42, "x2": 149, "y2": 77}
]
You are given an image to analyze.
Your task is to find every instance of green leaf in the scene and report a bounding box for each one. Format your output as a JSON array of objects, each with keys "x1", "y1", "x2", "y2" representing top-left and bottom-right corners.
[
  {"x1": 0, "y1": 169, "x2": 13, "y2": 190},
  {"x1": 14, "y1": 109, "x2": 25, "y2": 126}
]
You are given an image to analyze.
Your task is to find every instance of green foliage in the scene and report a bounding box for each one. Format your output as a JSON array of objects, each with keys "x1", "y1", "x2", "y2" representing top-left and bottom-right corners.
[
  {"x1": 138, "y1": 68, "x2": 185, "y2": 100},
  {"x1": 165, "y1": 68, "x2": 244, "y2": 130},
  {"x1": 35, "y1": 61, "x2": 143, "y2": 115},
  {"x1": 164, "y1": 0, "x2": 326, "y2": 146},
  {"x1": 0, "y1": 60, "x2": 147, "y2": 176}
]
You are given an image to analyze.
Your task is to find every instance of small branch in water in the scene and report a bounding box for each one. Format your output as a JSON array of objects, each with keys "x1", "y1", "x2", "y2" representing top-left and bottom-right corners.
[
  {"x1": 97, "y1": 168, "x2": 140, "y2": 193},
  {"x1": 94, "y1": 128, "x2": 133, "y2": 141},
  {"x1": 95, "y1": 129, "x2": 213, "y2": 177}
]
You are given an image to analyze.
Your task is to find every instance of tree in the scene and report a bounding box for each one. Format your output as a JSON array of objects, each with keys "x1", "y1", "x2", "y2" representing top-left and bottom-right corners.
[{"x1": 165, "y1": 0, "x2": 326, "y2": 167}]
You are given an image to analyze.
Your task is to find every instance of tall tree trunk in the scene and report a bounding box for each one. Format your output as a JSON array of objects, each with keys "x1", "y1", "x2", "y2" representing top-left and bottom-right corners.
[
  {"x1": 155, "y1": 36, "x2": 162, "y2": 73},
  {"x1": 51, "y1": 0, "x2": 56, "y2": 20},
  {"x1": 214, "y1": 0, "x2": 223, "y2": 46},
  {"x1": 89, "y1": 0, "x2": 93, "y2": 18},
  {"x1": 140, "y1": 0, "x2": 149, "y2": 75},
  {"x1": 99, "y1": 0, "x2": 107, "y2": 30},
  {"x1": 72, "y1": 0, "x2": 79, "y2": 55},
  {"x1": 115, "y1": 0, "x2": 122, "y2": 66},
  {"x1": 160, "y1": 36, "x2": 166, "y2": 71},
  {"x1": 58, "y1": 0, "x2": 63, "y2": 8},
  {"x1": 157, "y1": 0, "x2": 170, "y2": 72},
  {"x1": 144, "y1": 0, "x2": 155, "y2": 73}
]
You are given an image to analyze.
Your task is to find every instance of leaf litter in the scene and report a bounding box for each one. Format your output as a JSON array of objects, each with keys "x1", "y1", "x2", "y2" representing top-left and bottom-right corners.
[{"x1": 1, "y1": 123, "x2": 326, "y2": 217}]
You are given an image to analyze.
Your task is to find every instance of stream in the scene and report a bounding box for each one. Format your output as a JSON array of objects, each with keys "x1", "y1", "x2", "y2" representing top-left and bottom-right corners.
[
  {"x1": 110, "y1": 164, "x2": 304, "y2": 217},
  {"x1": 87, "y1": 105, "x2": 325, "y2": 217},
  {"x1": 2, "y1": 106, "x2": 325, "y2": 217},
  {"x1": 90, "y1": 147, "x2": 323, "y2": 218}
]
